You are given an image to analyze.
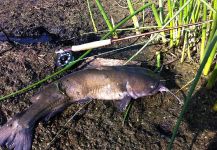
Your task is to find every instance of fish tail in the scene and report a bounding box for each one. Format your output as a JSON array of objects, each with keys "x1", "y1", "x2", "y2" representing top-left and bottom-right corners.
[{"x1": 0, "y1": 117, "x2": 33, "y2": 150}]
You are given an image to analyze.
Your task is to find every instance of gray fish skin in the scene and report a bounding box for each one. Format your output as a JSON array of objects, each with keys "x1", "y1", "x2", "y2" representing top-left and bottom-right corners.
[
  {"x1": 0, "y1": 83, "x2": 70, "y2": 150},
  {"x1": 0, "y1": 66, "x2": 166, "y2": 150},
  {"x1": 60, "y1": 66, "x2": 163, "y2": 102}
]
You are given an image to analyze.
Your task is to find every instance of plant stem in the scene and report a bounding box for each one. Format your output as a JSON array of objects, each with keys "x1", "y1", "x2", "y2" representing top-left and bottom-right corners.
[
  {"x1": 167, "y1": 0, "x2": 174, "y2": 47},
  {"x1": 103, "y1": 3, "x2": 152, "y2": 38},
  {"x1": 200, "y1": 1, "x2": 207, "y2": 63},
  {"x1": 127, "y1": 0, "x2": 141, "y2": 34},
  {"x1": 159, "y1": 0, "x2": 164, "y2": 24},
  {"x1": 87, "y1": 0, "x2": 98, "y2": 32},
  {"x1": 122, "y1": 101, "x2": 134, "y2": 125},
  {"x1": 168, "y1": 29, "x2": 217, "y2": 150},
  {"x1": 176, "y1": 0, "x2": 183, "y2": 46},
  {"x1": 95, "y1": 0, "x2": 118, "y2": 38},
  {"x1": 125, "y1": 0, "x2": 191, "y2": 64},
  {"x1": 180, "y1": 33, "x2": 188, "y2": 63},
  {"x1": 203, "y1": 0, "x2": 217, "y2": 75},
  {"x1": 151, "y1": 2, "x2": 167, "y2": 42},
  {"x1": 156, "y1": 51, "x2": 161, "y2": 68},
  {"x1": 194, "y1": 0, "x2": 201, "y2": 22},
  {"x1": 184, "y1": 0, "x2": 189, "y2": 22},
  {"x1": 206, "y1": 63, "x2": 217, "y2": 89},
  {"x1": 199, "y1": 0, "x2": 217, "y2": 13}
]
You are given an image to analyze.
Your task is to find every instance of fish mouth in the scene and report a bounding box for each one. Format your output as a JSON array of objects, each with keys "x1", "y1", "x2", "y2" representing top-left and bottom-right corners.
[{"x1": 147, "y1": 82, "x2": 163, "y2": 95}]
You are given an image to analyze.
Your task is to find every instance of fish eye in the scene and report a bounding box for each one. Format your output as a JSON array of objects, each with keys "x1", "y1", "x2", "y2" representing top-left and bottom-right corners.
[{"x1": 150, "y1": 85, "x2": 154, "y2": 89}]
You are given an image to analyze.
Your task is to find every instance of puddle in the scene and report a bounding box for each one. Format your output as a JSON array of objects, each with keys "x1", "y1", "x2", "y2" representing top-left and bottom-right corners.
[{"x1": 0, "y1": 32, "x2": 54, "y2": 44}]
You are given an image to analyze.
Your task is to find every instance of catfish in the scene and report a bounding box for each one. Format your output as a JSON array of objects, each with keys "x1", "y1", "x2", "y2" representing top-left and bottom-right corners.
[{"x1": 0, "y1": 66, "x2": 172, "y2": 150}]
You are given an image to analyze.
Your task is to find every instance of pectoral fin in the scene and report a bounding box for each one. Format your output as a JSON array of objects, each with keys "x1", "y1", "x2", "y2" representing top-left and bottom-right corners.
[
  {"x1": 114, "y1": 96, "x2": 131, "y2": 112},
  {"x1": 44, "y1": 104, "x2": 68, "y2": 122}
]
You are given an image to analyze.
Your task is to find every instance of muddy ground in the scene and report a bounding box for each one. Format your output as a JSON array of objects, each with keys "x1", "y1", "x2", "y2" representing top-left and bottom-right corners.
[{"x1": 1, "y1": 0, "x2": 217, "y2": 149}]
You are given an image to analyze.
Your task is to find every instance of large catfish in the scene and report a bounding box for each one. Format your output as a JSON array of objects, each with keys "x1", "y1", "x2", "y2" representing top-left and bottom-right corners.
[{"x1": 0, "y1": 66, "x2": 170, "y2": 150}]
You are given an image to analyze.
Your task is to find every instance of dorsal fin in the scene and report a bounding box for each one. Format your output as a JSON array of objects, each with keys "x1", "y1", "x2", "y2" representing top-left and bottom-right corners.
[{"x1": 79, "y1": 57, "x2": 141, "y2": 69}]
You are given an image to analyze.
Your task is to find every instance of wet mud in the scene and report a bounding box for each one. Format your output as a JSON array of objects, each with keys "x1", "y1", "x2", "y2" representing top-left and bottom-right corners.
[{"x1": 0, "y1": 0, "x2": 217, "y2": 149}]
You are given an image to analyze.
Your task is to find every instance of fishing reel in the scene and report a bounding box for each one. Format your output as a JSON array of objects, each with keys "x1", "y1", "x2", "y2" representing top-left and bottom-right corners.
[
  {"x1": 56, "y1": 50, "x2": 74, "y2": 67},
  {"x1": 55, "y1": 39, "x2": 112, "y2": 67}
]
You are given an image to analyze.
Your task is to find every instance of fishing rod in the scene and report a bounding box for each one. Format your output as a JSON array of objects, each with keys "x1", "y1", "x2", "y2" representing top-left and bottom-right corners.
[
  {"x1": 55, "y1": 20, "x2": 213, "y2": 67},
  {"x1": 56, "y1": 20, "x2": 213, "y2": 53}
]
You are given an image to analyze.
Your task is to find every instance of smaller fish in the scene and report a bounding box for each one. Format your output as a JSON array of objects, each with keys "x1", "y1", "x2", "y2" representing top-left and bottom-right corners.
[{"x1": 0, "y1": 66, "x2": 176, "y2": 150}]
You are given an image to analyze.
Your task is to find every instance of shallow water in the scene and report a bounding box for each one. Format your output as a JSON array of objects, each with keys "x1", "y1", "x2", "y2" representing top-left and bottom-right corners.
[{"x1": 0, "y1": 32, "x2": 53, "y2": 44}]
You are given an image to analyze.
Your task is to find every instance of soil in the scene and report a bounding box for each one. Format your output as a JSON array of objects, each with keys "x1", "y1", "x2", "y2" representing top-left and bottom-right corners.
[{"x1": 1, "y1": 0, "x2": 217, "y2": 150}]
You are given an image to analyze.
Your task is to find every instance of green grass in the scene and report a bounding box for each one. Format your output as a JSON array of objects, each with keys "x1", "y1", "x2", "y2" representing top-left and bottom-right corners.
[
  {"x1": 1, "y1": 1, "x2": 217, "y2": 148},
  {"x1": 203, "y1": 0, "x2": 217, "y2": 75},
  {"x1": 127, "y1": 0, "x2": 141, "y2": 34},
  {"x1": 87, "y1": 0, "x2": 98, "y2": 32},
  {"x1": 168, "y1": 29, "x2": 217, "y2": 150},
  {"x1": 95, "y1": 0, "x2": 118, "y2": 38}
]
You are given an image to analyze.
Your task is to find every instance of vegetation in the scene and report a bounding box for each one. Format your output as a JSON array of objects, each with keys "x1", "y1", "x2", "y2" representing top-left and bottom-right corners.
[{"x1": 1, "y1": 0, "x2": 217, "y2": 149}]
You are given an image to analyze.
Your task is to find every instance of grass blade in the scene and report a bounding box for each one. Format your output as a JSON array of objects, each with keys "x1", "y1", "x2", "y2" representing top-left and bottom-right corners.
[
  {"x1": 125, "y1": 0, "x2": 191, "y2": 64},
  {"x1": 176, "y1": 0, "x2": 184, "y2": 45},
  {"x1": 200, "y1": 1, "x2": 207, "y2": 63},
  {"x1": 194, "y1": 0, "x2": 201, "y2": 22},
  {"x1": 167, "y1": 0, "x2": 174, "y2": 47},
  {"x1": 203, "y1": 1, "x2": 217, "y2": 75},
  {"x1": 156, "y1": 51, "x2": 161, "y2": 69},
  {"x1": 168, "y1": 30, "x2": 217, "y2": 150},
  {"x1": 103, "y1": 3, "x2": 152, "y2": 38},
  {"x1": 199, "y1": 0, "x2": 217, "y2": 13},
  {"x1": 122, "y1": 101, "x2": 134, "y2": 125},
  {"x1": 151, "y1": 2, "x2": 167, "y2": 42},
  {"x1": 127, "y1": 0, "x2": 141, "y2": 34},
  {"x1": 95, "y1": 0, "x2": 118, "y2": 38},
  {"x1": 87, "y1": 0, "x2": 98, "y2": 32},
  {"x1": 206, "y1": 63, "x2": 217, "y2": 89},
  {"x1": 159, "y1": 0, "x2": 164, "y2": 24}
]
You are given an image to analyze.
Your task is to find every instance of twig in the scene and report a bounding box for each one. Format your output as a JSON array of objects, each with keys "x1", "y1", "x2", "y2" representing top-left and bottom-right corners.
[{"x1": 175, "y1": 78, "x2": 194, "y2": 94}]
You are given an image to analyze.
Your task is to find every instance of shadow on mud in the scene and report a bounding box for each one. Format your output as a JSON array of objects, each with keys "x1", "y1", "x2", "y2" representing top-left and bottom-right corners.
[
  {"x1": 0, "y1": 26, "x2": 99, "y2": 46},
  {"x1": 0, "y1": 110, "x2": 7, "y2": 126},
  {"x1": 184, "y1": 84, "x2": 217, "y2": 149}
]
